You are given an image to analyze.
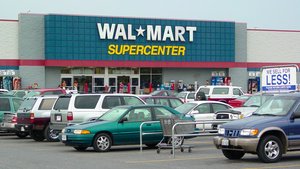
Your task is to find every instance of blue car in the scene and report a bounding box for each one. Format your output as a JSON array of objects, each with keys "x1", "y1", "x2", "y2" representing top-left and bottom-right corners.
[{"x1": 214, "y1": 93, "x2": 300, "y2": 163}]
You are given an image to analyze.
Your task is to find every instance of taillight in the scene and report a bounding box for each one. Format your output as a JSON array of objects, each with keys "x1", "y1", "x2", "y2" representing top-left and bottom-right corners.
[
  {"x1": 30, "y1": 113, "x2": 34, "y2": 123},
  {"x1": 67, "y1": 112, "x2": 73, "y2": 121},
  {"x1": 11, "y1": 115, "x2": 17, "y2": 123}
]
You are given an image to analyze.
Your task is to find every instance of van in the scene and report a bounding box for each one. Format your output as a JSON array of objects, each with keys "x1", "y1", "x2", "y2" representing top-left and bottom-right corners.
[
  {"x1": 50, "y1": 93, "x2": 146, "y2": 135},
  {"x1": 196, "y1": 85, "x2": 244, "y2": 103}
]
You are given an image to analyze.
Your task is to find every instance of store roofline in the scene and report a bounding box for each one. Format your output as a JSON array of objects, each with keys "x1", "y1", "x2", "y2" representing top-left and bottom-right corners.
[{"x1": 247, "y1": 28, "x2": 300, "y2": 32}]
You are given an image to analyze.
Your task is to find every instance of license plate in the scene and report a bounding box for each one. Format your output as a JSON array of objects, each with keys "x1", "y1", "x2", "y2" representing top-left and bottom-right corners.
[
  {"x1": 56, "y1": 115, "x2": 62, "y2": 122},
  {"x1": 221, "y1": 139, "x2": 229, "y2": 146},
  {"x1": 62, "y1": 134, "x2": 67, "y2": 141},
  {"x1": 21, "y1": 126, "x2": 25, "y2": 131}
]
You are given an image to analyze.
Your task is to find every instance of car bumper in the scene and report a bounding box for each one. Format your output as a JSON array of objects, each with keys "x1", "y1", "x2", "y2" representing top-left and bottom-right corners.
[
  {"x1": 213, "y1": 136, "x2": 259, "y2": 153},
  {"x1": 50, "y1": 122, "x2": 67, "y2": 131},
  {"x1": 15, "y1": 124, "x2": 33, "y2": 132},
  {"x1": 61, "y1": 133, "x2": 94, "y2": 147},
  {"x1": 0, "y1": 122, "x2": 16, "y2": 132}
]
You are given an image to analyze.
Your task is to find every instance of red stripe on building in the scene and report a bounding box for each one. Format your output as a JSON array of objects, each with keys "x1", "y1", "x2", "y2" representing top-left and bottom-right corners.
[{"x1": 1, "y1": 59, "x2": 300, "y2": 69}]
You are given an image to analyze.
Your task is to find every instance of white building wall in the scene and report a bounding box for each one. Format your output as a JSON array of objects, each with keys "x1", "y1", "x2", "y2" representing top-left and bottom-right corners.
[
  {"x1": 0, "y1": 21, "x2": 18, "y2": 59},
  {"x1": 247, "y1": 30, "x2": 300, "y2": 63}
]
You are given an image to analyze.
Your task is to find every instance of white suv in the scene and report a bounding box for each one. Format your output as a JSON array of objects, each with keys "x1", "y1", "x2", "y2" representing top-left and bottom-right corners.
[
  {"x1": 196, "y1": 85, "x2": 244, "y2": 103},
  {"x1": 50, "y1": 93, "x2": 146, "y2": 135}
]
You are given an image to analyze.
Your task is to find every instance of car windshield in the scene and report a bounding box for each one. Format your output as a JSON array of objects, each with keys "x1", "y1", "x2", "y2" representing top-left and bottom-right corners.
[
  {"x1": 175, "y1": 103, "x2": 197, "y2": 114},
  {"x1": 98, "y1": 107, "x2": 128, "y2": 121},
  {"x1": 243, "y1": 95, "x2": 273, "y2": 107},
  {"x1": 253, "y1": 96, "x2": 296, "y2": 116},
  {"x1": 177, "y1": 92, "x2": 187, "y2": 99}
]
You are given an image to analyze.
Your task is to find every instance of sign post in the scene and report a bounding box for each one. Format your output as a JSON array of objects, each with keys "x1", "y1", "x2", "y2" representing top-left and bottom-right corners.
[{"x1": 260, "y1": 64, "x2": 299, "y2": 93}]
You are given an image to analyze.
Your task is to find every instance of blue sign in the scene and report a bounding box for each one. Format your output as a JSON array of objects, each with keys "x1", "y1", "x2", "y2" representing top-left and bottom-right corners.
[{"x1": 45, "y1": 15, "x2": 235, "y2": 62}]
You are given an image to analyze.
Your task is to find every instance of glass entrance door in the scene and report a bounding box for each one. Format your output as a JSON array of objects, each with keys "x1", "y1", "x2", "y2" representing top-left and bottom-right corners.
[
  {"x1": 117, "y1": 76, "x2": 130, "y2": 93},
  {"x1": 74, "y1": 76, "x2": 92, "y2": 93},
  {"x1": 131, "y1": 77, "x2": 139, "y2": 94}
]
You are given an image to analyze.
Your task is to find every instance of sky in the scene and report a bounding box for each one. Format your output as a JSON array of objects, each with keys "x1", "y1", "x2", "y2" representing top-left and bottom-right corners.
[{"x1": 1, "y1": 0, "x2": 300, "y2": 30}]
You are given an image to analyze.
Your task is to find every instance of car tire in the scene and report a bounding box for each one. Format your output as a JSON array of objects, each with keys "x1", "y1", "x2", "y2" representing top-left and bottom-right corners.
[
  {"x1": 74, "y1": 146, "x2": 88, "y2": 151},
  {"x1": 93, "y1": 133, "x2": 112, "y2": 152},
  {"x1": 257, "y1": 135, "x2": 283, "y2": 163},
  {"x1": 30, "y1": 130, "x2": 45, "y2": 142},
  {"x1": 44, "y1": 125, "x2": 60, "y2": 142},
  {"x1": 15, "y1": 131, "x2": 29, "y2": 138},
  {"x1": 222, "y1": 150, "x2": 245, "y2": 160}
]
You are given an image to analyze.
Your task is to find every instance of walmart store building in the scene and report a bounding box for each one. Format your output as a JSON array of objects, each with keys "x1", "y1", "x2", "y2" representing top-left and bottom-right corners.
[{"x1": 0, "y1": 13, "x2": 300, "y2": 93}]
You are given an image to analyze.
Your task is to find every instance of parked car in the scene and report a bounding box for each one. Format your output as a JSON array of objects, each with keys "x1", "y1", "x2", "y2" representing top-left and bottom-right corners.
[
  {"x1": 61, "y1": 104, "x2": 194, "y2": 152},
  {"x1": 6, "y1": 90, "x2": 29, "y2": 98},
  {"x1": 139, "y1": 95, "x2": 184, "y2": 108},
  {"x1": 196, "y1": 85, "x2": 244, "y2": 103},
  {"x1": 0, "y1": 94, "x2": 24, "y2": 137},
  {"x1": 176, "y1": 91, "x2": 196, "y2": 103},
  {"x1": 15, "y1": 95, "x2": 59, "y2": 141},
  {"x1": 214, "y1": 93, "x2": 300, "y2": 163},
  {"x1": 150, "y1": 90, "x2": 178, "y2": 97},
  {"x1": 213, "y1": 93, "x2": 275, "y2": 125},
  {"x1": 23, "y1": 88, "x2": 66, "y2": 99},
  {"x1": 227, "y1": 94, "x2": 252, "y2": 108},
  {"x1": 175, "y1": 101, "x2": 233, "y2": 130},
  {"x1": 50, "y1": 93, "x2": 146, "y2": 137}
]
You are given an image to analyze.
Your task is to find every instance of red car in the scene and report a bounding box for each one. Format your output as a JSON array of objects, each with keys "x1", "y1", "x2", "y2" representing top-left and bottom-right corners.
[
  {"x1": 227, "y1": 94, "x2": 251, "y2": 107},
  {"x1": 23, "y1": 88, "x2": 66, "y2": 98}
]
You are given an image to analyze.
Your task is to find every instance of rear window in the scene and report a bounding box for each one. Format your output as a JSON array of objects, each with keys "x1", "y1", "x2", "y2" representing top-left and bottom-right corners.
[
  {"x1": 177, "y1": 92, "x2": 187, "y2": 99},
  {"x1": 102, "y1": 96, "x2": 122, "y2": 109},
  {"x1": 75, "y1": 95, "x2": 100, "y2": 109},
  {"x1": 18, "y1": 98, "x2": 37, "y2": 111},
  {"x1": 38, "y1": 98, "x2": 57, "y2": 110},
  {"x1": 0, "y1": 98, "x2": 11, "y2": 111},
  {"x1": 53, "y1": 97, "x2": 71, "y2": 110},
  {"x1": 212, "y1": 88, "x2": 229, "y2": 95},
  {"x1": 25, "y1": 91, "x2": 41, "y2": 98},
  {"x1": 144, "y1": 98, "x2": 155, "y2": 104},
  {"x1": 187, "y1": 93, "x2": 195, "y2": 99}
]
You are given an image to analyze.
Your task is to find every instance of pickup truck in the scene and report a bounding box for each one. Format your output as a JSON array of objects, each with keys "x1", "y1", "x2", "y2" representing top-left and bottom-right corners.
[{"x1": 214, "y1": 93, "x2": 300, "y2": 163}]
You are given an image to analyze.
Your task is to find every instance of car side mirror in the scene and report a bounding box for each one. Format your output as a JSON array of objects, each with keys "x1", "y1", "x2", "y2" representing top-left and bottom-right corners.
[
  {"x1": 119, "y1": 117, "x2": 128, "y2": 123},
  {"x1": 291, "y1": 112, "x2": 300, "y2": 120}
]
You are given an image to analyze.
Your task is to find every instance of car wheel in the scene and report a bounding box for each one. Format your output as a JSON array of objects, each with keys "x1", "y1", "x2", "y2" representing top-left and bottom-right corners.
[
  {"x1": 93, "y1": 133, "x2": 112, "y2": 152},
  {"x1": 257, "y1": 135, "x2": 283, "y2": 163},
  {"x1": 167, "y1": 136, "x2": 184, "y2": 147},
  {"x1": 15, "y1": 131, "x2": 29, "y2": 138},
  {"x1": 222, "y1": 150, "x2": 245, "y2": 160},
  {"x1": 44, "y1": 125, "x2": 60, "y2": 142},
  {"x1": 74, "y1": 146, "x2": 88, "y2": 151},
  {"x1": 30, "y1": 131, "x2": 45, "y2": 142}
]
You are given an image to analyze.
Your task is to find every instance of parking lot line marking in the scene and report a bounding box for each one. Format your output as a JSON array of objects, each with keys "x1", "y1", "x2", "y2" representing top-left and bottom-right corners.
[
  {"x1": 243, "y1": 164, "x2": 300, "y2": 169},
  {"x1": 126, "y1": 156, "x2": 223, "y2": 164}
]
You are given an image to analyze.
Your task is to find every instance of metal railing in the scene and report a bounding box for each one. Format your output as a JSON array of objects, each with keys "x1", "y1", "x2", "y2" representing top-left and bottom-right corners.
[{"x1": 139, "y1": 120, "x2": 231, "y2": 154}]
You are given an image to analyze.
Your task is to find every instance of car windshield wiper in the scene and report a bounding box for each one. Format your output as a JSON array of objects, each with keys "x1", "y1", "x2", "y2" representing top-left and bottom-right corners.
[
  {"x1": 254, "y1": 113, "x2": 277, "y2": 116},
  {"x1": 249, "y1": 105, "x2": 259, "y2": 107}
]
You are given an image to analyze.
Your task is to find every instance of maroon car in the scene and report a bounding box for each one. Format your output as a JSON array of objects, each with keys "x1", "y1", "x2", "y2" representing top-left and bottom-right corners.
[{"x1": 227, "y1": 94, "x2": 251, "y2": 108}]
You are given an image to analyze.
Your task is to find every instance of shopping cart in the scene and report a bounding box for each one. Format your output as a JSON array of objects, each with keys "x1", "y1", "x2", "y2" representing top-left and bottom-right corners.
[{"x1": 157, "y1": 118, "x2": 195, "y2": 154}]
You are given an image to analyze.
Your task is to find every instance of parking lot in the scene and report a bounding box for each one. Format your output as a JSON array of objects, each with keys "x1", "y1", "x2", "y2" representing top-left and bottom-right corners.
[{"x1": 1, "y1": 133, "x2": 300, "y2": 169}]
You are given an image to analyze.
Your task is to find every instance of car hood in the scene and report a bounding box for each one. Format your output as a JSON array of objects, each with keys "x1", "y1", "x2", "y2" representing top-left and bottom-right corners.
[
  {"x1": 221, "y1": 116, "x2": 285, "y2": 129},
  {"x1": 66, "y1": 120, "x2": 113, "y2": 130},
  {"x1": 232, "y1": 107, "x2": 258, "y2": 116}
]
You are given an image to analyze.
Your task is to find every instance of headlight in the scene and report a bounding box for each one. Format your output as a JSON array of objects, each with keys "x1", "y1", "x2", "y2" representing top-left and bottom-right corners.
[
  {"x1": 73, "y1": 129, "x2": 91, "y2": 135},
  {"x1": 240, "y1": 129, "x2": 259, "y2": 136},
  {"x1": 218, "y1": 128, "x2": 225, "y2": 135},
  {"x1": 61, "y1": 128, "x2": 65, "y2": 133}
]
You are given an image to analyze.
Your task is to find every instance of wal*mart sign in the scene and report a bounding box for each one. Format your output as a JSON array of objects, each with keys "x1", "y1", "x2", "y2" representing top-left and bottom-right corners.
[{"x1": 261, "y1": 66, "x2": 298, "y2": 92}]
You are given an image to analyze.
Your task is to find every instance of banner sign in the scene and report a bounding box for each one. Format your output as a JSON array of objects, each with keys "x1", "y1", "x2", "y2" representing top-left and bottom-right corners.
[{"x1": 261, "y1": 66, "x2": 298, "y2": 92}]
